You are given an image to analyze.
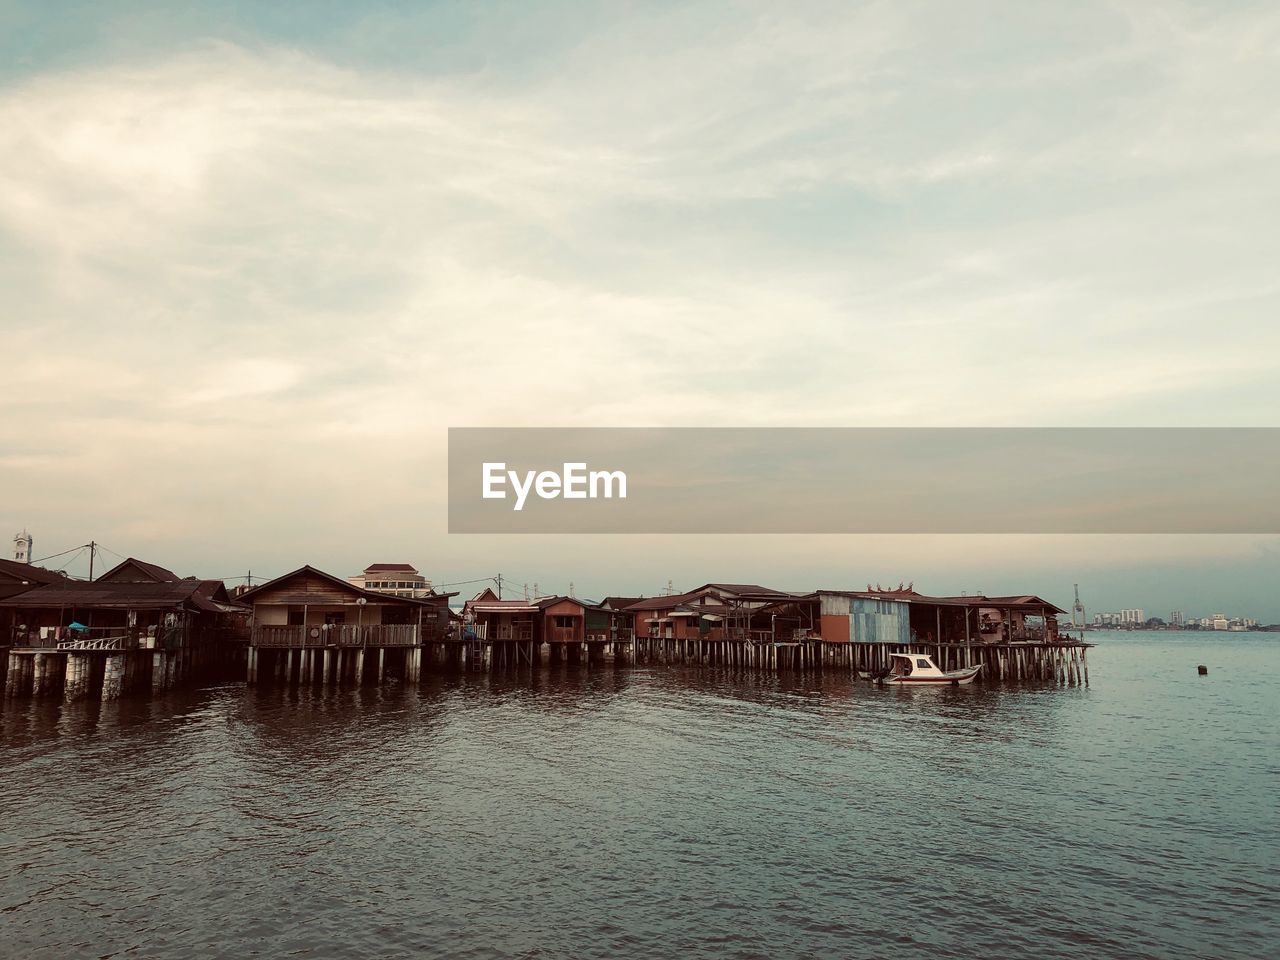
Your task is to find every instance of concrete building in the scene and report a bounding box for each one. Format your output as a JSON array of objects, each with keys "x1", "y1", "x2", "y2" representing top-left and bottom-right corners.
[{"x1": 347, "y1": 563, "x2": 433, "y2": 599}]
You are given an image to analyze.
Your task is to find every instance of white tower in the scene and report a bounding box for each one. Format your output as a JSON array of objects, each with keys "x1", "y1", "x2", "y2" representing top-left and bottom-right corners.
[{"x1": 14, "y1": 529, "x2": 33, "y2": 563}]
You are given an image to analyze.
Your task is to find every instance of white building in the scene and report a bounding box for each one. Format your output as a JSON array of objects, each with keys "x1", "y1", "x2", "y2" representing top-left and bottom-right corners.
[
  {"x1": 348, "y1": 563, "x2": 434, "y2": 599},
  {"x1": 13, "y1": 530, "x2": 32, "y2": 563}
]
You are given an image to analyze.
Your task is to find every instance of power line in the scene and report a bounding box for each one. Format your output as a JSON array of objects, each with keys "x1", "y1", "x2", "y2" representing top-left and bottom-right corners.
[
  {"x1": 31, "y1": 543, "x2": 91, "y2": 564},
  {"x1": 52, "y1": 546, "x2": 88, "y2": 573}
]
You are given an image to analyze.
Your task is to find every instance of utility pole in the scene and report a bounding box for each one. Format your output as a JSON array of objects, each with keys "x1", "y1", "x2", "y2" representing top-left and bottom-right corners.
[
  {"x1": 496, "y1": 573, "x2": 503, "y2": 600},
  {"x1": 88, "y1": 541, "x2": 97, "y2": 581}
]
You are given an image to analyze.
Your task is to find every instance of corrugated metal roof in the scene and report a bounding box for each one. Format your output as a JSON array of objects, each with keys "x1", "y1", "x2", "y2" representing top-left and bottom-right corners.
[
  {"x1": 622, "y1": 594, "x2": 695, "y2": 611},
  {"x1": 96, "y1": 558, "x2": 182, "y2": 583},
  {"x1": 0, "y1": 579, "x2": 247, "y2": 612},
  {"x1": 0, "y1": 559, "x2": 67, "y2": 585},
  {"x1": 469, "y1": 601, "x2": 540, "y2": 614},
  {"x1": 237, "y1": 565, "x2": 443, "y2": 606}
]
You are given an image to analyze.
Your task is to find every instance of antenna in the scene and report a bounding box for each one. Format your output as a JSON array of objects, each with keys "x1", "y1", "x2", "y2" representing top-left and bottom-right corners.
[
  {"x1": 666, "y1": 578, "x2": 673, "y2": 596},
  {"x1": 569, "y1": 581, "x2": 575, "y2": 598}
]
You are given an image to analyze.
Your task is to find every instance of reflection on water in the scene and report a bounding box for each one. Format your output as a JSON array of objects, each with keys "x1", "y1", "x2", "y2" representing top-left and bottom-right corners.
[{"x1": 2, "y1": 634, "x2": 1276, "y2": 959}]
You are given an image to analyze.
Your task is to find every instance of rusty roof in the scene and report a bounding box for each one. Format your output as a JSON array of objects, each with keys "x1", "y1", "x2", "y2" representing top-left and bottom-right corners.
[
  {"x1": 0, "y1": 578, "x2": 247, "y2": 613},
  {"x1": 237, "y1": 565, "x2": 445, "y2": 606},
  {"x1": 96, "y1": 558, "x2": 182, "y2": 583},
  {"x1": 0, "y1": 559, "x2": 67, "y2": 585}
]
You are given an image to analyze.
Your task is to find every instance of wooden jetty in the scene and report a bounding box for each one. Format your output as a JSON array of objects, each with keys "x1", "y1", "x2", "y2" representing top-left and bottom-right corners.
[{"x1": 1, "y1": 564, "x2": 1092, "y2": 699}]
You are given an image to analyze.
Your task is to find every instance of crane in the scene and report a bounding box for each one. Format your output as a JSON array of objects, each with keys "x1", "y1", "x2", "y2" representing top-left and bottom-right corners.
[{"x1": 1072, "y1": 583, "x2": 1086, "y2": 628}]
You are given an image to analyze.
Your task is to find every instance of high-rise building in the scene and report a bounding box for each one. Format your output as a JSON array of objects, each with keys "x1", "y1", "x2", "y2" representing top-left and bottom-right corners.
[
  {"x1": 1171, "y1": 610, "x2": 1184, "y2": 626},
  {"x1": 1120, "y1": 608, "x2": 1145, "y2": 624}
]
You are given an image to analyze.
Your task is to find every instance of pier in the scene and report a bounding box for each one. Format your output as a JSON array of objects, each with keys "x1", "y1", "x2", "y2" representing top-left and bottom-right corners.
[{"x1": 1, "y1": 562, "x2": 1092, "y2": 701}]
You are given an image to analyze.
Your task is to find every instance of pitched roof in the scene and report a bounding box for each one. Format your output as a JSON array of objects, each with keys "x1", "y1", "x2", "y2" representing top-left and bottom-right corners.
[
  {"x1": 467, "y1": 600, "x2": 540, "y2": 614},
  {"x1": 363, "y1": 563, "x2": 420, "y2": 573},
  {"x1": 237, "y1": 565, "x2": 444, "y2": 606},
  {"x1": 0, "y1": 578, "x2": 246, "y2": 613},
  {"x1": 689, "y1": 583, "x2": 794, "y2": 600},
  {"x1": 535, "y1": 596, "x2": 588, "y2": 611},
  {"x1": 0, "y1": 559, "x2": 66, "y2": 585},
  {"x1": 622, "y1": 594, "x2": 695, "y2": 611},
  {"x1": 601, "y1": 596, "x2": 643, "y2": 610},
  {"x1": 96, "y1": 558, "x2": 181, "y2": 583}
]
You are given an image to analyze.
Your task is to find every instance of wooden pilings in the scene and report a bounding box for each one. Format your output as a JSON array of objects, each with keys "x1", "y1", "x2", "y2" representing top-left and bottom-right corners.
[{"x1": 625, "y1": 636, "x2": 1090, "y2": 686}]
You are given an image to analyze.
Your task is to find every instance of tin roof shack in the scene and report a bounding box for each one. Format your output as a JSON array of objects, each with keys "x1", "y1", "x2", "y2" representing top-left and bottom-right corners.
[
  {"x1": 0, "y1": 577, "x2": 247, "y2": 650},
  {"x1": 239, "y1": 565, "x2": 454, "y2": 649},
  {"x1": 746, "y1": 594, "x2": 820, "y2": 642},
  {"x1": 817, "y1": 588, "x2": 1067, "y2": 646},
  {"x1": 624, "y1": 583, "x2": 795, "y2": 642},
  {"x1": 464, "y1": 589, "x2": 540, "y2": 642},
  {"x1": 957, "y1": 595, "x2": 1067, "y2": 643},
  {"x1": 625, "y1": 594, "x2": 699, "y2": 640},
  {"x1": 817, "y1": 590, "x2": 913, "y2": 644}
]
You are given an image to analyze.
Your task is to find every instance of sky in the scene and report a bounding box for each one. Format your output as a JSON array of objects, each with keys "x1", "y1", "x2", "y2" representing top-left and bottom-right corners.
[{"x1": 1, "y1": 1, "x2": 1279, "y2": 619}]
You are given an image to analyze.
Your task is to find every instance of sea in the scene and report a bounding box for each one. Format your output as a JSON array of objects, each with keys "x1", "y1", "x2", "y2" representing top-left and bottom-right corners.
[{"x1": 1, "y1": 631, "x2": 1275, "y2": 959}]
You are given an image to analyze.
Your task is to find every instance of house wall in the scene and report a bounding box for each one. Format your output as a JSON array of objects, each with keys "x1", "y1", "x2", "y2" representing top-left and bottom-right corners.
[
  {"x1": 817, "y1": 594, "x2": 910, "y2": 644},
  {"x1": 253, "y1": 603, "x2": 387, "y2": 626},
  {"x1": 541, "y1": 599, "x2": 585, "y2": 643},
  {"x1": 246, "y1": 572, "x2": 361, "y2": 607},
  {"x1": 819, "y1": 614, "x2": 850, "y2": 642}
]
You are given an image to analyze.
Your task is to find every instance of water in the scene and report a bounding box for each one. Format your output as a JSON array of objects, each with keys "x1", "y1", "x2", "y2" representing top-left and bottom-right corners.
[{"x1": 1, "y1": 632, "x2": 1276, "y2": 959}]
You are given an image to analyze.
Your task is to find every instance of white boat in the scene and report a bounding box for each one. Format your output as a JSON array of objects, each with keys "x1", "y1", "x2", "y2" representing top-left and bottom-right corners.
[{"x1": 878, "y1": 652, "x2": 983, "y2": 686}]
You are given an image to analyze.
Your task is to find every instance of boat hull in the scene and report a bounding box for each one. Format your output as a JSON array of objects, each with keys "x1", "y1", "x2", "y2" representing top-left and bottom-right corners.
[{"x1": 883, "y1": 665, "x2": 983, "y2": 686}]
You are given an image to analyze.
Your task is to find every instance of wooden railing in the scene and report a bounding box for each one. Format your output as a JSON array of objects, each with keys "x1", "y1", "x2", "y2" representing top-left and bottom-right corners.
[{"x1": 250, "y1": 624, "x2": 420, "y2": 648}]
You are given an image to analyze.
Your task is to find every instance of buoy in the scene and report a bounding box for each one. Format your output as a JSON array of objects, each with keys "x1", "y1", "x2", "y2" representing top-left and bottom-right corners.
[{"x1": 1197, "y1": 664, "x2": 1208, "y2": 675}]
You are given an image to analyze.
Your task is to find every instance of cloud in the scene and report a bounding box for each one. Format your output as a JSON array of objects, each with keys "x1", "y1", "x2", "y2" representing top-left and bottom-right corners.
[{"x1": 0, "y1": 3, "x2": 1278, "y2": 607}]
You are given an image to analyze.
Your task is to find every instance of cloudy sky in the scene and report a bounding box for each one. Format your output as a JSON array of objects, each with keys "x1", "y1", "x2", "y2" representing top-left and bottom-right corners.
[{"x1": 2, "y1": 1, "x2": 1278, "y2": 619}]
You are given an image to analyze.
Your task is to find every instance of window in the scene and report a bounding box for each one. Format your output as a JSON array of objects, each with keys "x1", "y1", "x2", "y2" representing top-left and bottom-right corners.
[
  {"x1": 917, "y1": 658, "x2": 930, "y2": 669},
  {"x1": 554, "y1": 616, "x2": 576, "y2": 628},
  {"x1": 326, "y1": 613, "x2": 347, "y2": 625}
]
